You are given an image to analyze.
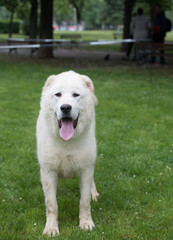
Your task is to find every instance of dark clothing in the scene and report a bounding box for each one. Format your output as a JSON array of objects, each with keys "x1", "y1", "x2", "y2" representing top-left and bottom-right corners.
[
  {"x1": 153, "y1": 11, "x2": 166, "y2": 43},
  {"x1": 154, "y1": 11, "x2": 166, "y2": 37},
  {"x1": 152, "y1": 11, "x2": 166, "y2": 64},
  {"x1": 153, "y1": 33, "x2": 164, "y2": 43}
]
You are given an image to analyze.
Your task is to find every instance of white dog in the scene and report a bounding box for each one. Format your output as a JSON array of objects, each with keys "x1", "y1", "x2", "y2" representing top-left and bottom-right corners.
[{"x1": 36, "y1": 71, "x2": 99, "y2": 237}]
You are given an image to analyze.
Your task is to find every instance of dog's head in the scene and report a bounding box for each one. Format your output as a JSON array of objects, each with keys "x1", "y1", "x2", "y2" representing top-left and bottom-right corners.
[{"x1": 41, "y1": 71, "x2": 97, "y2": 141}]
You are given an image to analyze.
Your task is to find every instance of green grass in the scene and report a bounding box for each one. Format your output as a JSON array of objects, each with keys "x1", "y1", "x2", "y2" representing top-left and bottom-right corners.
[
  {"x1": 0, "y1": 33, "x2": 27, "y2": 41},
  {"x1": 0, "y1": 30, "x2": 172, "y2": 42},
  {"x1": 165, "y1": 31, "x2": 173, "y2": 42},
  {"x1": 0, "y1": 56, "x2": 173, "y2": 240},
  {"x1": 0, "y1": 30, "x2": 117, "y2": 42},
  {"x1": 54, "y1": 30, "x2": 118, "y2": 41},
  {"x1": 54, "y1": 30, "x2": 122, "y2": 51},
  {"x1": 0, "y1": 30, "x2": 173, "y2": 52}
]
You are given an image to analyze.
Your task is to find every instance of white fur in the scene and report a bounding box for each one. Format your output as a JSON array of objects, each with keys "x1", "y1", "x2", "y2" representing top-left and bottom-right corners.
[{"x1": 36, "y1": 71, "x2": 99, "y2": 237}]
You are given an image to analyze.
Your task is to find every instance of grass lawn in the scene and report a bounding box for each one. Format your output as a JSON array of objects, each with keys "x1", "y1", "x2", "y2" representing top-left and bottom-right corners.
[
  {"x1": 0, "y1": 30, "x2": 118, "y2": 42},
  {"x1": 0, "y1": 30, "x2": 172, "y2": 42},
  {"x1": 0, "y1": 56, "x2": 173, "y2": 240},
  {"x1": 54, "y1": 30, "x2": 118, "y2": 41},
  {"x1": 0, "y1": 30, "x2": 172, "y2": 52}
]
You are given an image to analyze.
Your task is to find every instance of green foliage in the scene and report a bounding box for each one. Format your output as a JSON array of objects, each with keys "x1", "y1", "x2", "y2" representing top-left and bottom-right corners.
[
  {"x1": 0, "y1": 6, "x2": 10, "y2": 19},
  {"x1": 0, "y1": 19, "x2": 19, "y2": 33},
  {"x1": 0, "y1": 56, "x2": 173, "y2": 239},
  {"x1": 0, "y1": 0, "x2": 173, "y2": 33},
  {"x1": 54, "y1": 0, "x2": 73, "y2": 24},
  {"x1": 0, "y1": 0, "x2": 19, "y2": 12},
  {"x1": 103, "y1": 0, "x2": 124, "y2": 26},
  {"x1": 133, "y1": 1, "x2": 151, "y2": 16},
  {"x1": 166, "y1": 9, "x2": 173, "y2": 22},
  {"x1": 82, "y1": 0, "x2": 105, "y2": 29},
  {"x1": 138, "y1": 0, "x2": 173, "y2": 10},
  {"x1": 82, "y1": 0, "x2": 124, "y2": 29},
  {"x1": 68, "y1": 0, "x2": 85, "y2": 23},
  {"x1": 0, "y1": 0, "x2": 30, "y2": 37},
  {"x1": 16, "y1": 1, "x2": 30, "y2": 35}
]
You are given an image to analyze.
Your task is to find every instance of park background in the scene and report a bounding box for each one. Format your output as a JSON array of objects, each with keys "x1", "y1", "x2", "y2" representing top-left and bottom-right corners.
[{"x1": 0, "y1": 0, "x2": 173, "y2": 240}]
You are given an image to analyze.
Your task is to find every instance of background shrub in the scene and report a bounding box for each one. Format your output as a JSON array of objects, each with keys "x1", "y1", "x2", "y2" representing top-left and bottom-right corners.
[{"x1": 0, "y1": 19, "x2": 20, "y2": 34}]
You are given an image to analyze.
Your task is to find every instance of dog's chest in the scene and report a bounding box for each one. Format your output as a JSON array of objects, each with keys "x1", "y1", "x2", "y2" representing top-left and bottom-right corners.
[{"x1": 57, "y1": 153, "x2": 82, "y2": 178}]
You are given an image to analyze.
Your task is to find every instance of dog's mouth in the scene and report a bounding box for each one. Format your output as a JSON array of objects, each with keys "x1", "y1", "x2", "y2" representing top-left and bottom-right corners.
[
  {"x1": 58, "y1": 117, "x2": 78, "y2": 129},
  {"x1": 58, "y1": 117, "x2": 78, "y2": 141}
]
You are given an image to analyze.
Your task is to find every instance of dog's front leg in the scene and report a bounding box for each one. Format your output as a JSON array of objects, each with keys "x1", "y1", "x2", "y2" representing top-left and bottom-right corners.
[
  {"x1": 40, "y1": 168, "x2": 59, "y2": 237},
  {"x1": 79, "y1": 167, "x2": 95, "y2": 230}
]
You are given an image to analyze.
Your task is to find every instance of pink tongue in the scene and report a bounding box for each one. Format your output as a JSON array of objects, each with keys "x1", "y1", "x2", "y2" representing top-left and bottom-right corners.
[{"x1": 59, "y1": 119, "x2": 74, "y2": 141}]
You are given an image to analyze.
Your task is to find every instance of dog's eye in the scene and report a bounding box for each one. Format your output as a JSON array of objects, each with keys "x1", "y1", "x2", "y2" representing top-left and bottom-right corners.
[
  {"x1": 55, "y1": 92, "x2": 61, "y2": 97},
  {"x1": 73, "y1": 93, "x2": 80, "y2": 97}
]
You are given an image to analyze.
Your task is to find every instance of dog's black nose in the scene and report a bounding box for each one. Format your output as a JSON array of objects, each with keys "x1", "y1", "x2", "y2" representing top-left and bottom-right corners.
[{"x1": 60, "y1": 104, "x2": 72, "y2": 114}]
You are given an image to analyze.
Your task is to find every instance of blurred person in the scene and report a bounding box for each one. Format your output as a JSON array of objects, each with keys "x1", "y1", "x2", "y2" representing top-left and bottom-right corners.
[
  {"x1": 131, "y1": 8, "x2": 151, "y2": 61},
  {"x1": 131, "y1": 8, "x2": 151, "y2": 41},
  {"x1": 152, "y1": 5, "x2": 167, "y2": 64}
]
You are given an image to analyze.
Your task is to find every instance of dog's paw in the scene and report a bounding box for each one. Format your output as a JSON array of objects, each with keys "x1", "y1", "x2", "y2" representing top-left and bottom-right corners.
[
  {"x1": 91, "y1": 190, "x2": 99, "y2": 202},
  {"x1": 43, "y1": 225, "x2": 59, "y2": 237},
  {"x1": 79, "y1": 218, "x2": 95, "y2": 231}
]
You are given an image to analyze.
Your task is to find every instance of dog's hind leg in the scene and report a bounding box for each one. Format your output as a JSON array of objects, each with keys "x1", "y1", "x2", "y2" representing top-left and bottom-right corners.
[
  {"x1": 40, "y1": 168, "x2": 59, "y2": 237},
  {"x1": 91, "y1": 180, "x2": 99, "y2": 202}
]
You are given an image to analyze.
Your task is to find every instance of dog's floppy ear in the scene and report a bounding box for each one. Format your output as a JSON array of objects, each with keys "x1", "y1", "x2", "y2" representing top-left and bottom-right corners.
[
  {"x1": 80, "y1": 74, "x2": 98, "y2": 105},
  {"x1": 42, "y1": 75, "x2": 56, "y2": 92},
  {"x1": 80, "y1": 74, "x2": 95, "y2": 94}
]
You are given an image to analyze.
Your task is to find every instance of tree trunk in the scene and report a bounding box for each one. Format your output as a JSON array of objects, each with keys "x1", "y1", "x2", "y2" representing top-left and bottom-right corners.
[
  {"x1": 29, "y1": 0, "x2": 38, "y2": 39},
  {"x1": 69, "y1": 0, "x2": 84, "y2": 25},
  {"x1": 38, "y1": 0, "x2": 53, "y2": 58},
  {"x1": 76, "y1": 6, "x2": 81, "y2": 24},
  {"x1": 122, "y1": 0, "x2": 136, "y2": 51},
  {"x1": 9, "y1": 10, "x2": 14, "y2": 38}
]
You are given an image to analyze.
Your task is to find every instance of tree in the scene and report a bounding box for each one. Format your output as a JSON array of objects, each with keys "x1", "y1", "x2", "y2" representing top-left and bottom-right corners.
[
  {"x1": 16, "y1": 0, "x2": 30, "y2": 35},
  {"x1": 166, "y1": 9, "x2": 173, "y2": 23},
  {"x1": 54, "y1": 0, "x2": 73, "y2": 25},
  {"x1": 103, "y1": 0, "x2": 124, "y2": 29},
  {"x1": 29, "y1": 0, "x2": 38, "y2": 39},
  {"x1": 38, "y1": 0, "x2": 53, "y2": 58},
  {"x1": 139, "y1": 0, "x2": 173, "y2": 9},
  {"x1": 0, "y1": 0, "x2": 19, "y2": 37},
  {"x1": 138, "y1": 0, "x2": 173, "y2": 24},
  {"x1": 0, "y1": 6, "x2": 10, "y2": 19},
  {"x1": 123, "y1": 0, "x2": 137, "y2": 40},
  {"x1": 15, "y1": 0, "x2": 38, "y2": 37},
  {"x1": 82, "y1": 0, "x2": 105, "y2": 29},
  {"x1": 68, "y1": 0, "x2": 85, "y2": 24}
]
